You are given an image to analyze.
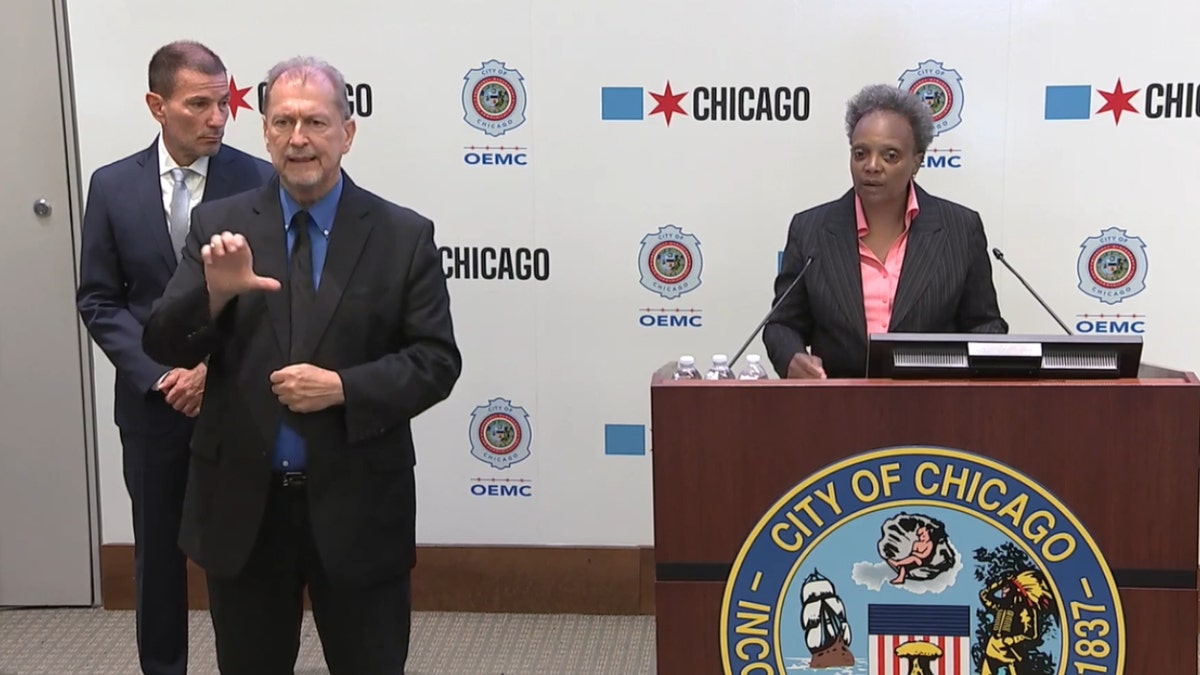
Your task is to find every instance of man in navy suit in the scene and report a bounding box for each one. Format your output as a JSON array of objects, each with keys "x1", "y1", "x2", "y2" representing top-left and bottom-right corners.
[{"x1": 76, "y1": 40, "x2": 272, "y2": 675}]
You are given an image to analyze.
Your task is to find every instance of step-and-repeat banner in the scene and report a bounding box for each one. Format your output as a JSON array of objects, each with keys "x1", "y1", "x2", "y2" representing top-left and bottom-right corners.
[{"x1": 66, "y1": 0, "x2": 1199, "y2": 546}]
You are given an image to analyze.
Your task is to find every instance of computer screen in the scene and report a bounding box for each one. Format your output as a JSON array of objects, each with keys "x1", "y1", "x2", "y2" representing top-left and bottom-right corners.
[{"x1": 865, "y1": 333, "x2": 1143, "y2": 379}]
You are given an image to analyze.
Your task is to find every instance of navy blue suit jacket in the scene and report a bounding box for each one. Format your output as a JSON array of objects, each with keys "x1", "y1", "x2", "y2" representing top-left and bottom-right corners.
[{"x1": 77, "y1": 139, "x2": 273, "y2": 434}]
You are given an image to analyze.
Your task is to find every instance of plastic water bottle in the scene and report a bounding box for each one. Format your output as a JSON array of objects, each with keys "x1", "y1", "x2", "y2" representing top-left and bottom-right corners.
[
  {"x1": 672, "y1": 355, "x2": 702, "y2": 380},
  {"x1": 705, "y1": 354, "x2": 735, "y2": 380},
  {"x1": 738, "y1": 354, "x2": 769, "y2": 380}
]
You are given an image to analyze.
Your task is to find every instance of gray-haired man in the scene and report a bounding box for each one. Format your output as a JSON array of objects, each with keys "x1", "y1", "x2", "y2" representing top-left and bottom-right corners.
[{"x1": 143, "y1": 55, "x2": 461, "y2": 674}]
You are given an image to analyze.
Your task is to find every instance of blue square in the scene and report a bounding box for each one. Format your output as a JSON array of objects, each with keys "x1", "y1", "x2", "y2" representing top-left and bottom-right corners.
[
  {"x1": 1044, "y1": 85, "x2": 1093, "y2": 120},
  {"x1": 601, "y1": 87, "x2": 644, "y2": 120},
  {"x1": 604, "y1": 424, "x2": 646, "y2": 456}
]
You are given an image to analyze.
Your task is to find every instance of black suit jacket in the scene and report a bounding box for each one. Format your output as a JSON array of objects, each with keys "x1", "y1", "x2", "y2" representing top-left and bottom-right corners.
[
  {"x1": 141, "y1": 172, "x2": 462, "y2": 585},
  {"x1": 763, "y1": 183, "x2": 1008, "y2": 379},
  {"x1": 76, "y1": 140, "x2": 273, "y2": 433}
]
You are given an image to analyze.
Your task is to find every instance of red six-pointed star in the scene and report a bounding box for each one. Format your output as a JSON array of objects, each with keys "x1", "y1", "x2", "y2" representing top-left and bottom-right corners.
[
  {"x1": 228, "y1": 76, "x2": 253, "y2": 120},
  {"x1": 1096, "y1": 78, "x2": 1139, "y2": 125},
  {"x1": 649, "y1": 81, "x2": 688, "y2": 127}
]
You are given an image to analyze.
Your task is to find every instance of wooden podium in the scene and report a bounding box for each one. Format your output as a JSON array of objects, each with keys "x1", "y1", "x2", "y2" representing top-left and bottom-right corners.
[{"x1": 649, "y1": 360, "x2": 1199, "y2": 674}]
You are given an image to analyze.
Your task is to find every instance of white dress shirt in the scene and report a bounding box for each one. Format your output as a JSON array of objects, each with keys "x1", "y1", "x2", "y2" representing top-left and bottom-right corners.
[
  {"x1": 153, "y1": 135, "x2": 211, "y2": 390},
  {"x1": 157, "y1": 134, "x2": 210, "y2": 234}
]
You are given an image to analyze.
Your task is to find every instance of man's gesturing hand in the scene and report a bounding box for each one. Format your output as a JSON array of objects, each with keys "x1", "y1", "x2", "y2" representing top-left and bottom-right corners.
[{"x1": 202, "y1": 231, "x2": 282, "y2": 297}]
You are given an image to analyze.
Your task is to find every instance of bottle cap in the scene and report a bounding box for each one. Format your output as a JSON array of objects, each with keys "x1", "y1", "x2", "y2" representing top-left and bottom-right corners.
[
  {"x1": 679, "y1": 355, "x2": 695, "y2": 366},
  {"x1": 747, "y1": 354, "x2": 761, "y2": 363},
  {"x1": 712, "y1": 354, "x2": 728, "y2": 364}
]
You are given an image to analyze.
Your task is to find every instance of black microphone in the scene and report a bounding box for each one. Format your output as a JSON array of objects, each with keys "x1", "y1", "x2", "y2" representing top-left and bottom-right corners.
[
  {"x1": 730, "y1": 255, "x2": 815, "y2": 368},
  {"x1": 991, "y1": 247, "x2": 1072, "y2": 335}
]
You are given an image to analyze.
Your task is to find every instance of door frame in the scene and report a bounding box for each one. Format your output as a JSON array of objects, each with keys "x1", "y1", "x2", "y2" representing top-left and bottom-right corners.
[{"x1": 49, "y1": 0, "x2": 102, "y2": 607}]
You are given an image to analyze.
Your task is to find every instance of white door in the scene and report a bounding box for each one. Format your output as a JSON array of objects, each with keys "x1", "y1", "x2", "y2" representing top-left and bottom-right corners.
[{"x1": 0, "y1": 0, "x2": 99, "y2": 605}]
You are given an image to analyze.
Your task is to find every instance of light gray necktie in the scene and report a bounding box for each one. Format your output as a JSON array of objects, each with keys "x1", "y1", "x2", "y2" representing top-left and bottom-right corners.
[{"x1": 168, "y1": 167, "x2": 191, "y2": 262}]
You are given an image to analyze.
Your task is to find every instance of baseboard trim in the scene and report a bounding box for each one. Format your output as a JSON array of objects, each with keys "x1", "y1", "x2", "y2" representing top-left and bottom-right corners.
[
  {"x1": 99, "y1": 547, "x2": 1200, "y2": 626},
  {"x1": 100, "y1": 544, "x2": 656, "y2": 615}
]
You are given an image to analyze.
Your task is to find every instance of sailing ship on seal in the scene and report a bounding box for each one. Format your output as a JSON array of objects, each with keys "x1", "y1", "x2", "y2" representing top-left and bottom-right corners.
[{"x1": 800, "y1": 569, "x2": 855, "y2": 668}]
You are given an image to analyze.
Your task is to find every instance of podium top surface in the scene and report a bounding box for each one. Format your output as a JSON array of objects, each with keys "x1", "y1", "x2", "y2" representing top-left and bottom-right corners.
[{"x1": 650, "y1": 361, "x2": 1199, "y2": 387}]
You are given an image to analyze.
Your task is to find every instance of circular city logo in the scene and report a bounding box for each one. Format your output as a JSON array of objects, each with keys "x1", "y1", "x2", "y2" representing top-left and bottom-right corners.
[
  {"x1": 638, "y1": 225, "x2": 703, "y2": 300},
  {"x1": 898, "y1": 59, "x2": 964, "y2": 135},
  {"x1": 468, "y1": 397, "x2": 532, "y2": 470},
  {"x1": 462, "y1": 59, "x2": 527, "y2": 137},
  {"x1": 1076, "y1": 227, "x2": 1148, "y2": 305},
  {"x1": 720, "y1": 446, "x2": 1124, "y2": 675}
]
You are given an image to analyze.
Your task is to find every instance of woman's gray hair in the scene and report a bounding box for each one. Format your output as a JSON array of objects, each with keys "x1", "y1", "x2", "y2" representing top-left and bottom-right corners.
[
  {"x1": 844, "y1": 84, "x2": 934, "y2": 154},
  {"x1": 262, "y1": 56, "x2": 352, "y2": 120}
]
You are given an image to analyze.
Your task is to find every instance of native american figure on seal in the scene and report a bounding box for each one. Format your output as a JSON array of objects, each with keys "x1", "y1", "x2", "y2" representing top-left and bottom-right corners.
[{"x1": 978, "y1": 570, "x2": 1056, "y2": 675}]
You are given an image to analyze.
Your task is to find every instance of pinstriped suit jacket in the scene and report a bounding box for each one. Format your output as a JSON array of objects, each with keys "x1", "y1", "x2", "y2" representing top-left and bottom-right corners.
[{"x1": 762, "y1": 183, "x2": 1008, "y2": 379}]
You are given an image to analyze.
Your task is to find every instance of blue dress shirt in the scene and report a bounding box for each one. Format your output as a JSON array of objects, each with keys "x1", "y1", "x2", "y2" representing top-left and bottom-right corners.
[{"x1": 271, "y1": 174, "x2": 343, "y2": 472}]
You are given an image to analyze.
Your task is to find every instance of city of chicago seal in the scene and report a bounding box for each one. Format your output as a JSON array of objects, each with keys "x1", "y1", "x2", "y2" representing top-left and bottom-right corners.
[
  {"x1": 1077, "y1": 227, "x2": 1148, "y2": 305},
  {"x1": 462, "y1": 59, "x2": 527, "y2": 137},
  {"x1": 720, "y1": 446, "x2": 1125, "y2": 675},
  {"x1": 899, "y1": 59, "x2": 965, "y2": 135},
  {"x1": 468, "y1": 397, "x2": 532, "y2": 470},
  {"x1": 637, "y1": 224, "x2": 703, "y2": 299}
]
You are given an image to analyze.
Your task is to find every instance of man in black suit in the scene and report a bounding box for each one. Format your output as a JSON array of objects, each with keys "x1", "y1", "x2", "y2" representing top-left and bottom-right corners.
[
  {"x1": 764, "y1": 83, "x2": 1007, "y2": 379},
  {"x1": 76, "y1": 41, "x2": 272, "y2": 675},
  {"x1": 142, "y1": 55, "x2": 461, "y2": 674}
]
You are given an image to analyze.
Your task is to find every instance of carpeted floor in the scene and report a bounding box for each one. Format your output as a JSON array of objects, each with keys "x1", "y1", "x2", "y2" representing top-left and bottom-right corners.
[
  {"x1": 5, "y1": 608, "x2": 1198, "y2": 674},
  {"x1": 0, "y1": 608, "x2": 656, "y2": 674}
]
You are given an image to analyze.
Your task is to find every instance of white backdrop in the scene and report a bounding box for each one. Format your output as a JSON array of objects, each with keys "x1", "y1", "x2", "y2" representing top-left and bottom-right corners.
[{"x1": 65, "y1": 0, "x2": 1199, "y2": 548}]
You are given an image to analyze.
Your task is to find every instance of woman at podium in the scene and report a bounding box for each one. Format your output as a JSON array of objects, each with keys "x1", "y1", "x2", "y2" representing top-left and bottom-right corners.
[{"x1": 763, "y1": 83, "x2": 1008, "y2": 379}]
